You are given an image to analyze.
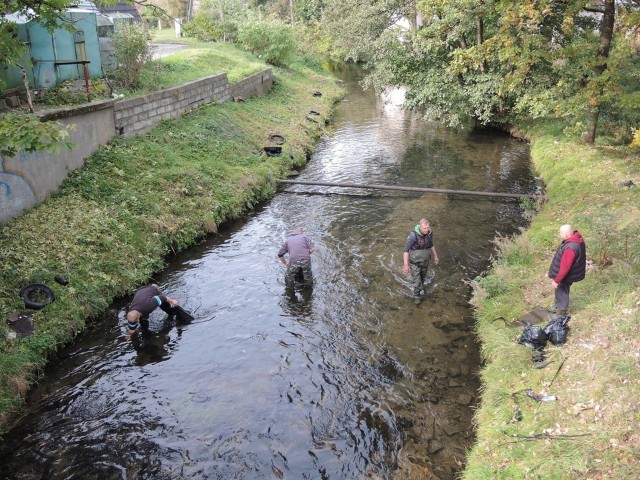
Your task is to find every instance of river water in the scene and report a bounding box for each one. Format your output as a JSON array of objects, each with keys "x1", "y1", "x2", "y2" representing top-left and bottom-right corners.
[{"x1": 0, "y1": 65, "x2": 537, "y2": 479}]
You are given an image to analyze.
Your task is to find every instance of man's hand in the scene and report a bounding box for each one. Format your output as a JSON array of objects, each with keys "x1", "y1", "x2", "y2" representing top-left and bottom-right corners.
[
  {"x1": 403, "y1": 264, "x2": 409, "y2": 274},
  {"x1": 166, "y1": 296, "x2": 179, "y2": 307}
]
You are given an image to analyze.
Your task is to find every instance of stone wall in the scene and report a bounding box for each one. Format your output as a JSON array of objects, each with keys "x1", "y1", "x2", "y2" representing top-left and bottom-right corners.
[
  {"x1": 230, "y1": 69, "x2": 275, "y2": 102},
  {"x1": 113, "y1": 73, "x2": 229, "y2": 137},
  {"x1": 112, "y1": 69, "x2": 274, "y2": 137},
  {"x1": 0, "y1": 68, "x2": 274, "y2": 225}
]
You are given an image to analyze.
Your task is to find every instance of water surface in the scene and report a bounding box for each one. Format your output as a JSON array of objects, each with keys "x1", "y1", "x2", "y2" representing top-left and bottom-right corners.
[{"x1": 0, "y1": 65, "x2": 537, "y2": 479}]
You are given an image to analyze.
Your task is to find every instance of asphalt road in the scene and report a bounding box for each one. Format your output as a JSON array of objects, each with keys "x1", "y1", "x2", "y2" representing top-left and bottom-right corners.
[{"x1": 151, "y1": 43, "x2": 188, "y2": 59}]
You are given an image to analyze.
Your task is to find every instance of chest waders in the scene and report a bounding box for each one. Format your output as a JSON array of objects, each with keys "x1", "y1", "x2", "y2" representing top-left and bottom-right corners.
[
  {"x1": 285, "y1": 259, "x2": 313, "y2": 288},
  {"x1": 409, "y1": 248, "x2": 432, "y2": 297}
]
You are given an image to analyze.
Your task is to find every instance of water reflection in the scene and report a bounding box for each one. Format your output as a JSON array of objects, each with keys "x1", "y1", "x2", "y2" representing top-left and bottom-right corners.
[{"x1": 281, "y1": 284, "x2": 314, "y2": 318}]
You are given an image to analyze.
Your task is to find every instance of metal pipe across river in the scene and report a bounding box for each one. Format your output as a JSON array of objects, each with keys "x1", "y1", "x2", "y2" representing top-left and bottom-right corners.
[{"x1": 278, "y1": 179, "x2": 544, "y2": 200}]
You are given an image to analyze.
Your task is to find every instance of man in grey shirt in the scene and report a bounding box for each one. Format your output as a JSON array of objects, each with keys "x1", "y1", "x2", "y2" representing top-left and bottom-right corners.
[{"x1": 278, "y1": 227, "x2": 315, "y2": 287}]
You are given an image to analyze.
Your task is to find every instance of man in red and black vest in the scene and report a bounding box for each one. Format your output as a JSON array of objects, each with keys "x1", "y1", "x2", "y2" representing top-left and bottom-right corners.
[{"x1": 548, "y1": 224, "x2": 586, "y2": 319}]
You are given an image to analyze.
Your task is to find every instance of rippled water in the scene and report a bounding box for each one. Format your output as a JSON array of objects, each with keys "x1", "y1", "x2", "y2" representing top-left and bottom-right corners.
[{"x1": 0, "y1": 65, "x2": 536, "y2": 479}]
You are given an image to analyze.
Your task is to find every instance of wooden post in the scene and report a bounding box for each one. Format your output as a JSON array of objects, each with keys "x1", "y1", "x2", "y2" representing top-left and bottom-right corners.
[
  {"x1": 83, "y1": 63, "x2": 91, "y2": 102},
  {"x1": 16, "y1": 64, "x2": 34, "y2": 113}
]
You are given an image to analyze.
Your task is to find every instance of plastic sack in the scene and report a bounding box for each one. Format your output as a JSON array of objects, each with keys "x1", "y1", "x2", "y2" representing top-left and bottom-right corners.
[
  {"x1": 544, "y1": 315, "x2": 570, "y2": 346},
  {"x1": 518, "y1": 323, "x2": 548, "y2": 350},
  {"x1": 175, "y1": 305, "x2": 194, "y2": 323}
]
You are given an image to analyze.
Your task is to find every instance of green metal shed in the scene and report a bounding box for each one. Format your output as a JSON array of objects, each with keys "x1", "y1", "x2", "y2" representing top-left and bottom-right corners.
[{"x1": 1, "y1": 1, "x2": 104, "y2": 91}]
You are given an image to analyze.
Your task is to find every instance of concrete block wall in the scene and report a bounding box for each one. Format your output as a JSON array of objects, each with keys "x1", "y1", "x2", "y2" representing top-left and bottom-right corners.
[
  {"x1": 113, "y1": 73, "x2": 229, "y2": 137},
  {"x1": 0, "y1": 68, "x2": 274, "y2": 224},
  {"x1": 230, "y1": 70, "x2": 274, "y2": 101},
  {"x1": 113, "y1": 69, "x2": 273, "y2": 137}
]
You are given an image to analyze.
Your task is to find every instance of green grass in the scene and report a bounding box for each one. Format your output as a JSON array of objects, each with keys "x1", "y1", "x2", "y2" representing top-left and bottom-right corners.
[
  {"x1": 150, "y1": 27, "x2": 201, "y2": 44},
  {"x1": 464, "y1": 124, "x2": 640, "y2": 479},
  {"x1": 135, "y1": 41, "x2": 268, "y2": 94},
  {"x1": 0, "y1": 54, "x2": 344, "y2": 431}
]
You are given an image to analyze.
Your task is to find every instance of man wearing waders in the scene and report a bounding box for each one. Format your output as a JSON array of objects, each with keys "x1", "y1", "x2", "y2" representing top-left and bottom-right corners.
[
  {"x1": 126, "y1": 284, "x2": 179, "y2": 337},
  {"x1": 278, "y1": 227, "x2": 315, "y2": 288},
  {"x1": 403, "y1": 218, "x2": 440, "y2": 304}
]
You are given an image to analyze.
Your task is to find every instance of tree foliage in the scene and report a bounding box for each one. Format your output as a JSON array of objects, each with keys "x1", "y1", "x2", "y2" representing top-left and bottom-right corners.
[
  {"x1": 319, "y1": 0, "x2": 640, "y2": 142},
  {"x1": 237, "y1": 18, "x2": 296, "y2": 66},
  {"x1": 0, "y1": 112, "x2": 73, "y2": 157},
  {"x1": 183, "y1": 0, "x2": 248, "y2": 42},
  {"x1": 182, "y1": 0, "x2": 296, "y2": 65}
]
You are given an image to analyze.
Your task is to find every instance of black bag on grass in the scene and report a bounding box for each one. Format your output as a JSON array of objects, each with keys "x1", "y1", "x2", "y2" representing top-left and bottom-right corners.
[
  {"x1": 544, "y1": 315, "x2": 570, "y2": 346},
  {"x1": 518, "y1": 323, "x2": 548, "y2": 351}
]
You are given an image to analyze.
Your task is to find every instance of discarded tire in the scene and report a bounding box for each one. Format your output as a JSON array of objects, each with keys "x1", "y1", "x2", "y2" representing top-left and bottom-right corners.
[
  {"x1": 20, "y1": 283, "x2": 55, "y2": 310},
  {"x1": 264, "y1": 146, "x2": 283, "y2": 157},
  {"x1": 268, "y1": 134, "x2": 285, "y2": 145}
]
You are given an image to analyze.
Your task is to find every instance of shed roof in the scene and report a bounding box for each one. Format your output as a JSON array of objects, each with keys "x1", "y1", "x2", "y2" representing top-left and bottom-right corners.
[
  {"x1": 4, "y1": 2, "x2": 100, "y2": 23},
  {"x1": 67, "y1": 1, "x2": 100, "y2": 13},
  {"x1": 98, "y1": 1, "x2": 142, "y2": 21},
  {"x1": 96, "y1": 14, "x2": 114, "y2": 27},
  {"x1": 4, "y1": 12, "x2": 31, "y2": 24}
]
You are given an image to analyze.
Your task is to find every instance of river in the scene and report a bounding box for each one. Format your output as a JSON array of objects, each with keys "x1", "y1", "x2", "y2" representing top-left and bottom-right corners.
[{"x1": 0, "y1": 64, "x2": 537, "y2": 479}]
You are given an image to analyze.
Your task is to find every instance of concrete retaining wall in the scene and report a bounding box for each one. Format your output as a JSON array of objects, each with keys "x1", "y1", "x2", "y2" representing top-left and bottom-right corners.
[
  {"x1": 0, "y1": 100, "x2": 115, "y2": 224},
  {"x1": 0, "y1": 68, "x2": 274, "y2": 225}
]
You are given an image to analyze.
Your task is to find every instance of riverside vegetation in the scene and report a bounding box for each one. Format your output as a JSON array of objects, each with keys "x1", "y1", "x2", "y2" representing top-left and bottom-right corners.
[
  {"x1": 463, "y1": 121, "x2": 639, "y2": 479},
  {"x1": 0, "y1": 42, "x2": 344, "y2": 432}
]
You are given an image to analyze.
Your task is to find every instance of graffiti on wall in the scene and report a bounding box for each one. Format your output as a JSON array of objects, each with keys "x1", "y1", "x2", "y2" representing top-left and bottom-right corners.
[{"x1": 0, "y1": 154, "x2": 37, "y2": 223}]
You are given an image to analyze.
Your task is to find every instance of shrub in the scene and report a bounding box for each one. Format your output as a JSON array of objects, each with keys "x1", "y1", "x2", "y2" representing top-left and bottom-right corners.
[
  {"x1": 631, "y1": 129, "x2": 640, "y2": 149},
  {"x1": 184, "y1": 13, "x2": 238, "y2": 42},
  {"x1": 35, "y1": 79, "x2": 110, "y2": 106},
  {"x1": 110, "y1": 23, "x2": 152, "y2": 89},
  {"x1": 237, "y1": 19, "x2": 296, "y2": 66}
]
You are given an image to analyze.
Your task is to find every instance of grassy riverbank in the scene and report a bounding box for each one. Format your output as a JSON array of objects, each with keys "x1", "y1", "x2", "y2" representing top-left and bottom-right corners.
[
  {"x1": 463, "y1": 123, "x2": 640, "y2": 479},
  {"x1": 0, "y1": 54, "x2": 344, "y2": 432},
  {"x1": 142, "y1": 32, "x2": 268, "y2": 89}
]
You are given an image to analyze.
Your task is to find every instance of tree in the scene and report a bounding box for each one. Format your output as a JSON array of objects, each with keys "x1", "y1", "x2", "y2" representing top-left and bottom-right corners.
[
  {"x1": 111, "y1": 22, "x2": 152, "y2": 89},
  {"x1": 482, "y1": 0, "x2": 639, "y2": 142},
  {"x1": 319, "y1": 0, "x2": 640, "y2": 141},
  {"x1": 587, "y1": 0, "x2": 616, "y2": 143}
]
